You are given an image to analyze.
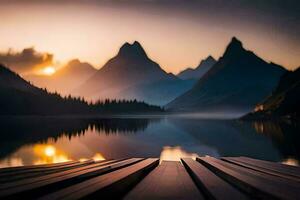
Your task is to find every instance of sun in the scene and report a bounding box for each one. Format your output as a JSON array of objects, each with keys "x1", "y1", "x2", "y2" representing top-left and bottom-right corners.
[{"x1": 43, "y1": 66, "x2": 56, "y2": 75}]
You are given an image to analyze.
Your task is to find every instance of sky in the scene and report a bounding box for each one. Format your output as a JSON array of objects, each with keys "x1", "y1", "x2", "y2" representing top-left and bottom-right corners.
[{"x1": 0, "y1": 0, "x2": 299, "y2": 74}]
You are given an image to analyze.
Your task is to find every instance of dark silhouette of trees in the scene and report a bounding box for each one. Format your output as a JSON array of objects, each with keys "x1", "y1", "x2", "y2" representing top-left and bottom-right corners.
[
  {"x1": 91, "y1": 98, "x2": 164, "y2": 114},
  {"x1": 0, "y1": 88, "x2": 164, "y2": 115}
]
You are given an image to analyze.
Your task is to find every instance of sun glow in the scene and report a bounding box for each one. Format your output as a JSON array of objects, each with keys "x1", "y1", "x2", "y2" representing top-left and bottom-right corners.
[{"x1": 43, "y1": 66, "x2": 56, "y2": 75}]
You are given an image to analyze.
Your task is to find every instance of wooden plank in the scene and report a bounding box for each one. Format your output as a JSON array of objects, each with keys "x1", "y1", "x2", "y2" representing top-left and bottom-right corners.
[
  {"x1": 0, "y1": 159, "x2": 96, "y2": 183},
  {"x1": 39, "y1": 158, "x2": 159, "y2": 200},
  {"x1": 0, "y1": 159, "x2": 117, "y2": 190},
  {"x1": 197, "y1": 157, "x2": 300, "y2": 200},
  {"x1": 181, "y1": 158, "x2": 248, "y2": 200},
  {"x1": 0, "y1": 158, "x2": 143, "y2": 199},
  {"x1": 222, "y1": 157, "x2": 300, "y2": 182},
  {"x1": 231, "y1": 157, "x2": 300, "y2": 179},
  {"x1": 0, "y1": 160, "x2": 92, "y2": 177},
  {"x1": 124, "y1": 161, "x2": 204, "y2": 200},
  {"x1": 0, "y1": 160, "x2": 78, "y2": 174}
]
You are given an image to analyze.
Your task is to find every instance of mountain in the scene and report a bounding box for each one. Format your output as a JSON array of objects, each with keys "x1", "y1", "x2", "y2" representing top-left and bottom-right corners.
[
  {"x1": 177, "y1": 56, "x2": 216, "y2": 80},
  {"x1": 0, "y1": 63, "x2": 91, "y2": 115},
  {"x1": 166, "y1": 37, "x2": 287, "y2": 114},
  {"x1": 0, "y1": 64, "x2": 41, "y2": 94},
  {"x1": 25, "y1": 59, "x2": 97, "y2": 95},
  {"x1": 244, "y1": 67, "x2": 300, "y2": 119},
  {"x1": 0, "y1": 64, "x2": 162, "y2": 115},
  {"x1": 74, "y1": 41, "x2": 195, "y2": 105}
]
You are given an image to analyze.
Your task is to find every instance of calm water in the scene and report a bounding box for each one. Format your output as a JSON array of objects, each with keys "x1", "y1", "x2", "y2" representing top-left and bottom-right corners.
[{"x1": 0, "y1": 116, "x2": 299, "y2": 168}]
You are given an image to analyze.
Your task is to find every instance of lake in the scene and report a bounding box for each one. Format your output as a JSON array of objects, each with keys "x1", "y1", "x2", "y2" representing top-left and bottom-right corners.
[{"x1": 0, "y1": 116, "x2": 299, "y2": 168}]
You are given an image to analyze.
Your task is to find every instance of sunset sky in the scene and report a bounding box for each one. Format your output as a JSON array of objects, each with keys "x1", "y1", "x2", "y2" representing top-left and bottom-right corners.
[{"x1": 0, "y1": 0, "x2": 299, "y2": 74}]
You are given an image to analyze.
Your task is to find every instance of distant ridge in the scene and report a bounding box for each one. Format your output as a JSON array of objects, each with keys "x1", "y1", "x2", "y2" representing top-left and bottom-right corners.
[
  {"x1": 25, "y1": 59, "x2": 97, "y2": 95},
  {"x1": 166, "y1": 37, "x2": 287, "y2": 114},
  {"x1": 74, "y1": 41, "x2": 195, "y2": 105},
  {"x1": 177, "y1": 56, "x2": 216, "y2": 80}
]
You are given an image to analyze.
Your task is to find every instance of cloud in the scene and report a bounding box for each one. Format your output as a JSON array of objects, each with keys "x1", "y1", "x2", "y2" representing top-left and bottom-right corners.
[{"x1": 0, "y1": 47, "x2": 54, "y2": 75}]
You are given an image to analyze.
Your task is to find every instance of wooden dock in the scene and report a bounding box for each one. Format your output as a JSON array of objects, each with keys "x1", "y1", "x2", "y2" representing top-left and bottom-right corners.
[{"x1": 0, "y1": 157, "x2": 299, "y2": 200}]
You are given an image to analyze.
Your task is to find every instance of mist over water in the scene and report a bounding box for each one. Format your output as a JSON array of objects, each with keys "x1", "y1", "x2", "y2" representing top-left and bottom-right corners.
[
  {"x1": 0, "y1": 116, "x2": 299, "y2": 168},
  {"x1": 167, "y1": 111, "x2": 248, "y2": 120}
]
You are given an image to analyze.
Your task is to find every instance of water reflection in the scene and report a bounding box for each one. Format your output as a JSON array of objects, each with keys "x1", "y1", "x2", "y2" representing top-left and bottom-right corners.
[
  {"x1": 251, "y1": 120, "x2": 300, "y2": 161},
  {"x1": 0, "y1": 158, "x2": 23, "y2": 168},
  {"x1": 159, "y1": 146, "x2": 199, "y2": 163},
  {"x1": 0, "y1": 117, "x2": 159, "y2": 160},
  {"x1": 92, "y1": 153, "x2": 105, "y2": 161},
  {"x1": 0, "y1": 117, "x2": 159, "y2": 167},
  {"x1": 33, "y1": 144, "x2": 71, "y2": 165},
  {"x1": 0, "y1": 116, "x2": 299, "y2": 168},
  {"x1": 79, "y1": 158, "x2": 89, "y2": 162},
  {"x1": 281, "y1": 158, "x2": 299, "y2": 166},
  {"x1": 171, "y1": 118, "x2": 300, "y2": 163}
]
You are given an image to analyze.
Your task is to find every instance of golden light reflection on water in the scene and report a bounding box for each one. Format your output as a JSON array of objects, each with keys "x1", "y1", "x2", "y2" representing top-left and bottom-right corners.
[
  {"x1": 0, "y1": 149, "x2": 106, "y2": 168},
  {"x1": 78, "y1": 153, "x2": 105, "y2": 162},
  {"x1": 93, "y1": 153, "x2": 105, "y2": 161},
  {"x1": 0, "y1": 129, "x2": 108, "y2": 168},
  {"x1": 44, "y1": 146, "x2": 56, "y2": 157},
  {"x1": 33, "y1": 144, "x2": 71, "y2": 165},
  {"x1": 33, "y1": 144, "x2": 106, "y2": 164},
  {"x1": 159, "y1": 146, "x2": 199, "y2": 164},
  {"x1": 0, "y1": 158, "x2": 24, "y2": 168},
  {"x1": 281, "y1": 158, "x2": 299, "y2": 166},
  {"x1": 79, "y1": 158, "x2": 89, "y2": 162},
  {"x1": 254, "y1": 122, "x2": 264, "y2": 133}
]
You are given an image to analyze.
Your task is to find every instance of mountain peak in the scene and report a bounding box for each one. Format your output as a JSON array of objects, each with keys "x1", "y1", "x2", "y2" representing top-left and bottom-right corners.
[
  {"x1": 133, "y1": 40, "x2": 142, "y2": 46},
  {"x1": 177, "y1": 55, "x2": 217, "y2": 80},
  {"x1": 198, "y1": 55, "x2": 216, "y2": 67},
  {"x1": 64, "y1": 59, "x2": 95, "y2": 70},
  {"x1": 223, "y1": 37, "x2": 245, "y2": 57},
  {"x1": 228, "y1": 37, "x2": 243, "y2": 49},
  {"x1": 67, "y1": 59, "x2": 81, "y2": 66},
  {"x1": 118, "y1": 41, "x2": 147, "y2": 58},
  {"x1": 205, "y1": 55, "x2": 216, "y2": 62}
]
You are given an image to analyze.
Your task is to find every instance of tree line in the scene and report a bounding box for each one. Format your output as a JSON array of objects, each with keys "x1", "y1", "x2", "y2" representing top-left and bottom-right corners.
[{"x1": 0, "y1": 87, "x2": 164, "y2": 115}]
